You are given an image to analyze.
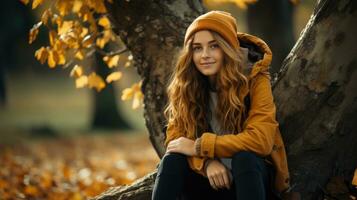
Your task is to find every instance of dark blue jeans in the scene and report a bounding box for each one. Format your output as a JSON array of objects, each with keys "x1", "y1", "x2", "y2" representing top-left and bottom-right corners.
[{"x1": 152, "y1": 151, "x2": 279, "y2": 200}]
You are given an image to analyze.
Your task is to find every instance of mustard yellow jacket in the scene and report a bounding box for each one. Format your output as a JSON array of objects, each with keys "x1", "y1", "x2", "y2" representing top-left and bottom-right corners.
[{"x1": 164, "y1": 32, "x2": 290, "y2": 193}]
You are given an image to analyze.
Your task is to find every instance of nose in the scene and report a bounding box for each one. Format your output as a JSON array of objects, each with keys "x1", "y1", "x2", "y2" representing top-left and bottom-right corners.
[{"x1": 201, "y1": 47, "x2": 210, "y2": 58}]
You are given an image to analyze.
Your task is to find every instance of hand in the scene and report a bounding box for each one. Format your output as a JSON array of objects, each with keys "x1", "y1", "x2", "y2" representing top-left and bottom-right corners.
[
  {"x1": 205, "y1": 159, "x2": 232, "y2": 190},
  {"x1": 166, "y1": 137, "x2": 197, "y2": 156}
]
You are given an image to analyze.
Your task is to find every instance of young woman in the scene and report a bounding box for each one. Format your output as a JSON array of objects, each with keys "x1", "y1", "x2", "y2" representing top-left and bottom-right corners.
[{"x1": 152, "y1": 11, "x2": 292, "y2": 200}]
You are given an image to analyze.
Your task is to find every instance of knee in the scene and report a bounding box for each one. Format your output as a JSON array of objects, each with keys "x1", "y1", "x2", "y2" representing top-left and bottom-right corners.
[
  {"x1": 231, "y1": 151, "x2": 262, "y2": 175},
  {"x1": 157, "y1": 152, "x2": 188, "y2": 175}
]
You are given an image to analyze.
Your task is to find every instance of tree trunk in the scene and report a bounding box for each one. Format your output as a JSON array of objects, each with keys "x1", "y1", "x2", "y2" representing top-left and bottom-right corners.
[
  {"x1": 91, "y1": 52, "x2": 132, "y2": 129},
  {"x1": 107, "y1": 0, "x2": 205, "y2": 156},
  {"x1": 93, "y1": 0, "x2": 357, "y2": 199},
  {"x1": 247, "y1": 0, "x2": 295, "y2": 75},
  {"x1": 273, "y1": 0, "x2": 357, "y2": 198}
]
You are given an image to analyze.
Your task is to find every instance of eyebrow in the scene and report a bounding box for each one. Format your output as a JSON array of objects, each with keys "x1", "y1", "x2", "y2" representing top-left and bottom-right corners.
[{"x1": 192, "y1": 40, "x2": 217, "y2": 46}]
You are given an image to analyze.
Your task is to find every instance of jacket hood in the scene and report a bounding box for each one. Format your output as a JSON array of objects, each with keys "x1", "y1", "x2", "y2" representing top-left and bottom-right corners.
[{"x1": 237, "y1": 32, "x2": 272, "y2": 79}]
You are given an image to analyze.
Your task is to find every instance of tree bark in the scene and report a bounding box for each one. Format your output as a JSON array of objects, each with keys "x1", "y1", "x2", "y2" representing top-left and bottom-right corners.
[
  {"x1": 93, "y1": 0, "x2": 357, "y2": 199},
  {"x1": 273, "y1": 0, "x2": 357, "y2": 198},
  {"x1": 92, "y1": 171, "x2": 157, "y2": 200}
]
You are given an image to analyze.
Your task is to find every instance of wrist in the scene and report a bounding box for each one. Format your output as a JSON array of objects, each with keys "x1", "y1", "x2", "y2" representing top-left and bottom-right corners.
[
  {"x1": 204, "y1": 159, "x2": 214, "y2": 174},
  {"x1": 194, "y1": 138, "x2": 202, "y2": 156}
]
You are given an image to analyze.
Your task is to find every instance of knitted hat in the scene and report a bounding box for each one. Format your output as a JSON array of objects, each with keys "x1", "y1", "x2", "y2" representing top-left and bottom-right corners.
[{"x1": 184, "y1": 10, "x2": 240, "y2": 50}]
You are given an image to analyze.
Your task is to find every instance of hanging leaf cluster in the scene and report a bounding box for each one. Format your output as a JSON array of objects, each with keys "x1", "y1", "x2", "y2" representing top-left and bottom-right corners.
[{"x1": 22, "y1": 0, "x2": 144, "y2": 109}]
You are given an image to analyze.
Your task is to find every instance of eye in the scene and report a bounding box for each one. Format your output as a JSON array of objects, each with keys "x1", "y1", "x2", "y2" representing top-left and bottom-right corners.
[
  {"x1": 210, "y1": 44, "x2": 220, "y2": 49},
  {"x1": 192, "y1": 46, "x2": 202, "y2": 51}
]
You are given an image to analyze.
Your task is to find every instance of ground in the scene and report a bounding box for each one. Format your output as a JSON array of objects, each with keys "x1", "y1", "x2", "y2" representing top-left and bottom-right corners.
[{"x1": 0, "y1": 132, "x2": 159, "y2": 200}]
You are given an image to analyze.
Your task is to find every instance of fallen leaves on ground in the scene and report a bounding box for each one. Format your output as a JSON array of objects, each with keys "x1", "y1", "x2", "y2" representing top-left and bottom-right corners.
[{"x1": 0, "y1": 132, "x2": 160, "y2": 200}]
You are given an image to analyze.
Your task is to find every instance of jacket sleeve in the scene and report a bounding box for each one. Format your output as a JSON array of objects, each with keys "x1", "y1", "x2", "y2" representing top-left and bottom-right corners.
[
  {"x1": 196, "y1": 73, "x2": 278, "y2": 158},
  {"x1": 186, "y1": 156, "x2": 211, "y2": 177}
]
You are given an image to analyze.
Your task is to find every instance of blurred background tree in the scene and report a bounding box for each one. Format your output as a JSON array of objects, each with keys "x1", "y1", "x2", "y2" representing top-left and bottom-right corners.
[{"x1": 246, "y1": 0, "x2": 295, "y2": 74}]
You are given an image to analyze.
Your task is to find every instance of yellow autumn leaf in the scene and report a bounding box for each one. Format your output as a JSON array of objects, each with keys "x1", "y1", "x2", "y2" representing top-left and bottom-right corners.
[
  {"x1": 75, "y1": 75, "x2": 88, "y2": 88},
  {"x1": 47, "y1": 50, "x2": 58, "y2": 68},
  {"x1": 53, "y1": 14, "x2": 63, "y2": 27},
  {"x1": 72, "y1": 0, "x2": 83, "y2": 13},
  {"x1": 53, "y1": 39, "x2": 65, "y2": 51},
  {"x1": 103, "y1": 55, "x2": 120, "y2": 68},
  {"x1": 75, "y1": 50, "x2": 85, "y2": 60},
  {"x1": 106, "y1": 72, "x2": 122, "y2": 83},
  {"x1": 96, "y1": 30, "x2": 115, "y2": 48},
  {"x1": 121, "y1": 82, "x2": 142, "y2": 101},
  {"x1": 49, "y1": 30, "x2": 57, "y2": 46},
  {"x1": 35, "y1": 47, "x2": 48, "y2": 64},
  {"x1": 92, "y1": 0, "x2": 107, "y2": 13},
  {"x1": 96, "y1": 37, "x2": 107, "y2": 49},
  {"x1": 98, "y1": 16, "x2": 111, "y2": 29},
  {"x1": 135, "y1": 81, "x2": 142, "y2": 89},
  {"x1": 32, "y1": 0, "x2": 44, "y2": 9},
  {"x1": 63, "y1": 33, "x2": 80, "y2": 49},
  {"x1": 29, "y1": 22, "x2": 42, "y2": 44},
  {"x1": 80, "y1": 27, "x2": 88, "y2": 38},
  {"x1": 56, "y1": 0, "x2": 71, "y2": 16},
  {"x1": 103, "y1": 29, "x2": 116, "y2": 41},
  {"x1": 70, "y1": 65, "x2": 83, "y2": 78},
  {"x1": 41, "y1": 9, "x2": 52, "y2": 25},
  {"x1": 58, "y1": 21, "x2": 73, "y2": 35},
  {"x1": 82, "y1": 10, "x2": 92, "y2": 22},
  {"x1": 58, "y1": 52, "x2": 66, "y2": 65},
  {"x1": 121, "y1": 88, "x2": 134, "y2": 100},
  {"x1": 132, "y1": 90, "x2": 144, "y2": 109},
  {"x1": 88, "y1": 72, "x2": 106, "y2": 92}
]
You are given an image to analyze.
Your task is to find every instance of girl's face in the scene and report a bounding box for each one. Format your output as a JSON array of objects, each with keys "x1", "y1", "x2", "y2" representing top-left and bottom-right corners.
[{"x1": 192, "y1": 30, "x2": 224, "y2": 82}]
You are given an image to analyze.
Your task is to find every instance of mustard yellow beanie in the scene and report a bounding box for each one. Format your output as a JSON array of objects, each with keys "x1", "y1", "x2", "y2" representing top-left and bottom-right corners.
[{"x1": 184, "y1": 10, "x2": 240, "y2": 50}]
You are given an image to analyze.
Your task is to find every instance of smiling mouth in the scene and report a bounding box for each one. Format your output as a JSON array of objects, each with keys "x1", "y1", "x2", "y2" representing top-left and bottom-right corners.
[{"x1": 201, "y1": 62, "x2": 216, "y2": 65}]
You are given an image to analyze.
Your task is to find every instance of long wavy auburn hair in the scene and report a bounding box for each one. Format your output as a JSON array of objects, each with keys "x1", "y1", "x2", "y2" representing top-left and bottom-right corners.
[{"x1": 164, "y1": 30, "x2": 249, "y2": 139}]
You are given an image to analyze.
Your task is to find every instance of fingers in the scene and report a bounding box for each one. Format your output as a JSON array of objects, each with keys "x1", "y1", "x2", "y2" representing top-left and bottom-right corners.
[
  {"x1": 166, "y1": 141, "x2": 178, "y2": 153},
  {"x1": 208, "y1": 173, "x2": 225, "y2": 190},
  {"x1": 166, "y1": 137, "x2": 196, "y2": 156},
  {"x1": 166, "y1": 139, "x2": 186, "y2": 155},
  {"x1": 209, "y1": 171, "x2": 230, "y2": 190},
  {"x1": 215, "y1": 174, "x2": 225, "y2": 189},
  {"x1": 208, "y1": 176, "x2": 218, "y2": 190},
  {"x1": 168, "y1": 139, "x2": 178, "y2": 147},
  {"x1": 169, "y1": 137, "x2": 183, "y2": 144},
  {"x1": 222, "y1": 171, "x2": 231, "y2": 189},
  {"x1": 166, "y1": 138, "x2": 182, "y2": 151}
]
